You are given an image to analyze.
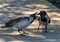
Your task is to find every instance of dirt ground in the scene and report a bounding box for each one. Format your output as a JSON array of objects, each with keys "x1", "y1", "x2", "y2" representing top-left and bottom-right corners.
[{"x1": 0, "y1": 0, "x2": 60, "y2": 42}]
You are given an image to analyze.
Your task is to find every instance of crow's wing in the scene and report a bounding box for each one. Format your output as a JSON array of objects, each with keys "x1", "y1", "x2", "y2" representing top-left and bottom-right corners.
[{"x1": 5, "y1": 17, "x2": 29, "y2": 27}]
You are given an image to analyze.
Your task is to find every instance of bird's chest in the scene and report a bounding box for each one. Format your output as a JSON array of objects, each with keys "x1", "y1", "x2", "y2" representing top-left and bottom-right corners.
[{"x1": 41, "y1": 15, "x2": 48, "y2": 22}]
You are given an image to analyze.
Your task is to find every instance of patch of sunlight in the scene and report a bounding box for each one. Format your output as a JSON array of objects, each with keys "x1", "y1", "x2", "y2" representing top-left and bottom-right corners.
[
  {"x1": 49, "y1": 30, "x2": 54, "y2": 32},
  {"x1": 10, "y1": 7, "x2": 34, "y2": 14},
  {"x1": 28, "y1": 26, "x2": 37, "y2": 29},
  {"x1": 21, "y1": 0, "x2": 27, "y2": 1},
  {"x1": 8, "y1": 14, "x2": 16, "y2": 17},
  {"x1": 21, "y1": 11, "x2": 35, "y2": 15},
  {"x1": 39, "y1": 35, "x2": 46, "y2": 38},
  {"x1": 36, "y1": 4, "x2": 48, "y2": 9},
  {"x1": 0, "y1": 28, "x2": 7, "y2": 30},
  {"x1": 51, "y1": 18, "x2": 60, "y2": 20},
  {"x1": 0, "y1": 13, "x2": 5, "y2": 16},
  {"x1": 56, "y1": 14, "x2": 60, "y2": 16},
  {"x1": 2, "y1": 31, "x2": 19, "y2": 35},
  {"x1": 0, "y1": 38, "x2": 5, "y2": 42},
  {"x1": 50, "y1": 23, "x2": 55, "y2": 25},
  {"x1": 30, "y1": 34, "x2": 46, "y2": 39},
  {"x1": 51, "y1": 12, "x2": 60, "y2": 15},
  {"x1": 0, "y1": 5, "x2": 3, "y2": 8},
  {"x1": 6, "y1": 6, "x2": 37, "y2": 14},
  {"x1": 2, "y1": 8, "x2": 9, "y2": 11},
  {"x1": 7, "y1": 7, "x2": 17, "y2": 9},
  {"x1": 0, "y1": 4, "x2": 9, "y2": 8},
  {"x1": 27, "y1": 31, "x2": 46, "y2": 39},
  {"x1": 0, "y1": 24, "x2": 5, "y2": 27},
  {"x1": 9, "y1": 40, "x2": 24, "y2": 42},
  {"x1": 20, "y1": 7, "x2": 33, "y2": 10},
  {"x1": 26, "y1": 4, "x2": 49, "y2": 9},
  {"x1": 44, "y1": 39, "x2": 56, "y2": 42},
  {"x1": 25, "y1": 5, "x2": 34, "y2": 8}
]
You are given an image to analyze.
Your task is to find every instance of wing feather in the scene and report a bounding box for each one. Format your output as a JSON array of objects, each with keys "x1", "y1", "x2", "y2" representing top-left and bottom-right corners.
[{"x1": 5, "y1": 17, "x2": 29, "y2": 27}]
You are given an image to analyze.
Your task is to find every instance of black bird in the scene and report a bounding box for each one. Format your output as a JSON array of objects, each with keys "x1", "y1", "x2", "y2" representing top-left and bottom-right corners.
[
  {"x1": 1, "y1": 12, "x2": 38, "y2": 35},
  {"x1": 38, "y1": 10, "x2": 50, "y2": 33}
]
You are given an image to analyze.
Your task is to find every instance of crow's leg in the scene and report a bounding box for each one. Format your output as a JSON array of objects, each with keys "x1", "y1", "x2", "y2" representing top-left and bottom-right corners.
[
  {"x1": 44, "y1": 23, "x2": 48, "y2": 33},
  {"x1": 38, "y1": 19, "x2": 41, "y2": 30},
  {"x1": 18, "y1": 28, "x2": 26, "y2": 36},
  {"x1": 44, "y1": 25, "x2": 48, "y2": 33},
  {"x1": 38, "y1": 22, "x2": 40, "y2": 30}
]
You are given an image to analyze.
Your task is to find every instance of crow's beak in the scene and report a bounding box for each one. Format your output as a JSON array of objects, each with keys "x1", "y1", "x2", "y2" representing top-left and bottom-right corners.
[{"x1": 38, "y1": 13, "x2": 40, "y2": 15}]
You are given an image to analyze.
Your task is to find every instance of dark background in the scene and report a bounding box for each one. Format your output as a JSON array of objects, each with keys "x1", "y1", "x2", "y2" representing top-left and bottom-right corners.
[{"x1": 47, "y1": 0, "x2": 60, "y2": 9}]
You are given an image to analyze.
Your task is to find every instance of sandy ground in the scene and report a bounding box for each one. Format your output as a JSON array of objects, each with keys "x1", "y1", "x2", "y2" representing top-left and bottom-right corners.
[{"x1": 0, "y1": 0, "x2": 60, "y2": 42}]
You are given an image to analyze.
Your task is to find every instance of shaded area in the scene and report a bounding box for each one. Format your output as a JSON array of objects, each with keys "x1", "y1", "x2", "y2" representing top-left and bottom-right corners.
[
  {"x1": 0, "y1": 19, "x2": 60, "y2": 42},
  {"x1": 47, "y1": 0, "x2": 60, "y2": 9}
]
